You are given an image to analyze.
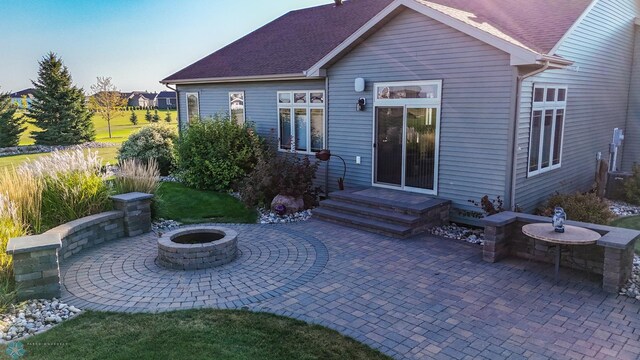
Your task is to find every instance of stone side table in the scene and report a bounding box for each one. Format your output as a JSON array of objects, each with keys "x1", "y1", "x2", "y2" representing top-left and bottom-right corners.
[{"x1": 522, "y1": 223, "x2": 601, "y2": 280}]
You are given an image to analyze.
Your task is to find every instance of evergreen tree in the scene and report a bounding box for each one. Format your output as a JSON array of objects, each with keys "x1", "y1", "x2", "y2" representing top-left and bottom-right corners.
[
  {"x1": 0, "y1": 90, "x2": 26, "y2": 147},
  {"x1": 145, "y1": 109, "x2": 152, "y2": 122},
  {"x1": 28, "y1": 52, "x2": 95, "y2": 145},
  {"x1": 164, "y1": 111, "x2": 172, "y2": 123},
  {"x1": 152, "y1": 109, "x2": 160, "y2": 122},
  {"x1": 129, "y1": 109, "x2": 138, "y2": 125}
]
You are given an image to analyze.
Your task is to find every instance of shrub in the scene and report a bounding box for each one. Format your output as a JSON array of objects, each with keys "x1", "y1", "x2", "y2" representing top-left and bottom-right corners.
[
  {"x1": 538, "y1": 192, "x2": 613, "y2": 225},
  {"x1": 118, "y1": 124, "x2": 178, "y2": 176},
  {"x1": 177, "y1": 115, "x2": 263, "y2": 191},
  {"x1": 240, "y1": 140, "x2": 320, "y2": 209},
  {"x1": 461, "y1": 195, "x2": 506, "y2": 218},
  {"x1": 0, "y1": 168, "x2": 43, "y2": 233},
  {"x1": 623, "y1": 164, "x2": 640, "y2": 205},
  {"x1": 20, "y1": 149, "x2": 111, "y2": 230},
  {"x1": 152, "y1": 109, "x2": 160, "y2": 122},
  {"x1": 129, "y1": 109, "x2": 138, "y2": 125},
  {"x1": 112, "y1": 159, "x2": 160, "y2": 195},
  {"x1": 145, "y1": 109, "x2": 152, "y2": 122}
]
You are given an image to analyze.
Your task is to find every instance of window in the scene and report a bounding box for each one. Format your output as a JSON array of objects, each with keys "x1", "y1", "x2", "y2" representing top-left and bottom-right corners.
[
  {"x1": 186, "y1": 92, "x2": 199, "y2": 124},
  {"x1": 277, "y1": 90, "x2": 325, "y2": 152},
  {"x1": 528, "y1": 85, "x2": 567, "y2": 176},
  {"x1": 229, "y1": 91, "x2": 245, "y2": 125}
]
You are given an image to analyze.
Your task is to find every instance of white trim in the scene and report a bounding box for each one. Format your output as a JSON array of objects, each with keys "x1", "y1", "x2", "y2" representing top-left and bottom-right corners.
[
  {"x1": 548, "y1": 0, "x2": 600, "y2": 55},
  {"x1": 306, "y1": 0, "x2": 551, "y2": 77},
  {"x1": 371, "y1": 80, "x2": 442, "y2": 195},
  {"x1": 276, "y1": 90, "x2": 326, "y2": 154},
  {"x1": 526, "y1": 84, "x2": 568, "y2": 177},
  {"x1": 185, "y1": 92, "x2": 200, "y2": 123},
  {"x1": 228, "y1": 91, "x2": 246, "y2": 125},
  {"x1": 162, "y1": 73, "x2": 312, "y2": 85}
]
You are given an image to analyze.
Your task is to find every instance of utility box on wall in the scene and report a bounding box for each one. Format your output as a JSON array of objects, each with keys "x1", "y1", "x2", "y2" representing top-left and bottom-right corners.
[{"x1": 606, "y1": 171, "x2": 632, "y2": 201}]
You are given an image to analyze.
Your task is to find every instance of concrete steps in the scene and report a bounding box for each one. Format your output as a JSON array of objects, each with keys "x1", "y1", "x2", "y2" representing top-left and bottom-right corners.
[{"x1": 314, "y1": 188, "x2": 451, "y2": 239}]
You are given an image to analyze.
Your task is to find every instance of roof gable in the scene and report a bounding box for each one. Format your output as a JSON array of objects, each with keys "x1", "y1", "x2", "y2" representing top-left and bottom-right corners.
[{"x1": 163, "y1": 0, "x2": 593, "y2": 83}]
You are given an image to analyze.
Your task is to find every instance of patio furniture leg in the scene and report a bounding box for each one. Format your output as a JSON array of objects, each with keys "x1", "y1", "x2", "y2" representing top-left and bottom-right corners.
[{"x1": 554, "y1": 245, "x2": 561, "y2": 281}]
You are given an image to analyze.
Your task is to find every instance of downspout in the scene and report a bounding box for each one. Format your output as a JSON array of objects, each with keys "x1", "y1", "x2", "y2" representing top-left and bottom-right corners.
[
  {"x1": 164, "y1": 83, "x2": 181, "y2": 136},
  {"x1": 509, "y1": 61, "x2": 550, "y2": 211}
]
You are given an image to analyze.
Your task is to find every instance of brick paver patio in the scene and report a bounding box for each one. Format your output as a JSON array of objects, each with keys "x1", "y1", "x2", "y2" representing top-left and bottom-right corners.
[{"x1": 60, "y1": 220, "x2": 640, "y2": 360}]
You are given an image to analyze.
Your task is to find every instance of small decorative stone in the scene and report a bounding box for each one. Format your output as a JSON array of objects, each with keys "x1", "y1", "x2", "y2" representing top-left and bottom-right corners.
[
  {"x1": 429, "y1": 223, "x2": 485, "y2": 245},
  {"x1": 619, "y1": 255, "x2": 640, "y2": 300},
  {"x1": 608, "y1": 200, "x2": 640, "y2": 217},
  {"x1": 258, "y1": 208, "x2": 313, "y2": 224},
  {"x1": 0, "y1": 299, "x2": 82, "y2": 343}
]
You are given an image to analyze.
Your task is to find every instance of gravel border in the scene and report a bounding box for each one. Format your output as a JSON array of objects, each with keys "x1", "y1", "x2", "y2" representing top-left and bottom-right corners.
[{"x1": 0, "y1": 299, "x2": 81, "y2": 343}]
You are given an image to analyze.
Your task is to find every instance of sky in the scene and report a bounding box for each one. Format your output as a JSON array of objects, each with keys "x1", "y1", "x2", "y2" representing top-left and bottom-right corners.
[{"x1": 0, "y1": 0, "x2": 328, "y2": 94}]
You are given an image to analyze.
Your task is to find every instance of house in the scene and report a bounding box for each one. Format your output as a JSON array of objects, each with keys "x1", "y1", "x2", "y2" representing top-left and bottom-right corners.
[
  {"x1": 126, "y1": 91, "x2": 157, "y2": 108},
  {"x1": 9, "y1": 88, "x2": 35, "y2": 109},
  {"x1": 155, "y1": 91, "x2": 177, "y2": 110},
  {"x1": 162, "y1": 0, "x2": 640, "y2": 220}
]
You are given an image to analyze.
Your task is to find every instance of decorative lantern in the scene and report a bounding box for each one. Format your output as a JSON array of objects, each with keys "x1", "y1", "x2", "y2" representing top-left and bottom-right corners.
[{"x1": 552, "y1": 207, "x2": 566, "y2": 233}]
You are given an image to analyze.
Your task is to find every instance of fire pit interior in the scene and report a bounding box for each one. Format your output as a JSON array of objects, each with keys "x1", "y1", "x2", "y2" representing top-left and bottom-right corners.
[{"x1": 157, "y1": 227, "x2": 238, "y2": 270}]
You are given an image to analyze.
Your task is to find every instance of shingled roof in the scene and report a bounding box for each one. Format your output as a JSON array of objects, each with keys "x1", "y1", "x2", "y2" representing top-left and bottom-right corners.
[{"x1": 163, "y1": 0, "x2": 592, "y2": 83}]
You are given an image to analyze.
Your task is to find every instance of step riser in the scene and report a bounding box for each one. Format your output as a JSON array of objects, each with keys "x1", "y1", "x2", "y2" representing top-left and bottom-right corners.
[
  {"x1": 320, "y1": 202, "x2": 420, "y2": 225},
  {"x1": 314, "y1": 213, "x2": 409, "y2": 239},
  {"x1": 329, "y1": 192, "x2": 446, "y2": 216}
]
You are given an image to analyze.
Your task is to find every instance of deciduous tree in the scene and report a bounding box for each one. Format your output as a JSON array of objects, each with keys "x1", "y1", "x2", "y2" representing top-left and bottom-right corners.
[{"x1": 89, "y1": 77, "x2": 126, "y2": 139}]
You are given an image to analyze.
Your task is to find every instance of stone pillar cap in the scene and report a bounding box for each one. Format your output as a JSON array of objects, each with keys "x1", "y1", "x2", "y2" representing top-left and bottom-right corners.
[
  {"x1": 7, "y1": 234, "x2": 62, "y2": 255},
  {"x1": 110, "y1": 192, "x2": 153, "y2": 203}
]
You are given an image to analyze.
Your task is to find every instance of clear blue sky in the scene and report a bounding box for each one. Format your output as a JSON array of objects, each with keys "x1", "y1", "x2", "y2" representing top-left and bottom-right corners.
[{"x1": 0, "y1": 0, "x2": 328, "y2": 94}]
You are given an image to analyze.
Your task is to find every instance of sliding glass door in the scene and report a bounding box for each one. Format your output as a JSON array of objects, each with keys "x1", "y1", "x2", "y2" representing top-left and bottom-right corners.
[{"x1": 373, "y1": 81, "x2": 441, "y2": 194}]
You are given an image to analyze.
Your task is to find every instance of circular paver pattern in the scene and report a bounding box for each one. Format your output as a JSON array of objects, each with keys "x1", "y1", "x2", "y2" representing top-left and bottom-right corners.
[{"x1": 60, "y1": 224, "x2": 328, "y2": 313}]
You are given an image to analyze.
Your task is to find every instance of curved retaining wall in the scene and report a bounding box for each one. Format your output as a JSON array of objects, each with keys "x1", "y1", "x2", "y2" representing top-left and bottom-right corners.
[{"x1": 6, "y1": 192, "x2": 153, "y2": 301}]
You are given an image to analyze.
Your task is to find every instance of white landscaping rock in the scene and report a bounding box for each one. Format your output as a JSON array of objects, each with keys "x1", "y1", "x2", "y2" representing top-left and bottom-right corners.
[
  {"x1": 152, "y1": 218, "x2": 183, "y2": 235},
  {"x1": 430, "y1": 223, "x2": 485, "y2": 245},
  {"x1": 0, "y1": 299, "x2": 81, "y2": 342},
  {"x1": 258, "y1": 208, "x2": 313, "y2": 224},
  {"x1": 620, "y1": 255, "x2": 640, "y2": 300},
  {"x1": 608, "y1": 200, "x2": 640, "y2": 217}
]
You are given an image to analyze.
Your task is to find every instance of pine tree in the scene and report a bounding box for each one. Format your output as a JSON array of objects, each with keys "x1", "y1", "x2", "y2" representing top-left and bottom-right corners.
[
  {"x1": 145, "y1": 109, "x2": 152, "y2": 122},
  {"x1": 0, "y1": 91, "x2": 26, "y2": 147},
  {"x1": 28, "y1": 52, "x2": 95, "y2": 145},
  {"x1": 164, "y1": 111, "x2": 172, "y2": 123},
  {"x1": 129, "y1": 109, "x2": 138, "y2": 125},
  {"x1": 152, "y1": 109, "x2": 160, "y2": 122}
]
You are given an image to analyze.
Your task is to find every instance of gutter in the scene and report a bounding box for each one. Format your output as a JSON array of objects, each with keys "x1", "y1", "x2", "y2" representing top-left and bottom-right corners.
[
  {"x1": 163, "y1": 83, "x2": 181, "y2": 136},
  {"x1": 508, "y1": 61, "x2": 550, "y2": 211},
  {"x1": 161, "y1": 73, "x2": 314, "y2": 85}
]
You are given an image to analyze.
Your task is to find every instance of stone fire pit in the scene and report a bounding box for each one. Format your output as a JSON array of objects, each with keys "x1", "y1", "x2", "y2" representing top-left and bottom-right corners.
[{"x1": 157, "y1": 226, "x2": 238, "y2": 270}]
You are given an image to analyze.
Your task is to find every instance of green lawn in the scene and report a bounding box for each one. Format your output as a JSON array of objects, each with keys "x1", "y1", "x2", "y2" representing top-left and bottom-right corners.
[
  {"x1": 17, "y1": 109, "x2": 177, "y2": 146},
  {"x1": 7, "y1": 310, "x2": 389, "y2": 360},
  {"x1": 0, "y1": 147, "x2": 120, "y2": 171},
  {"x1": 610, "y1": 215, "x2": 640, "y2": 254},
  {"x1": 155, "y1": 182, "x2": 257, "y2": 224}
]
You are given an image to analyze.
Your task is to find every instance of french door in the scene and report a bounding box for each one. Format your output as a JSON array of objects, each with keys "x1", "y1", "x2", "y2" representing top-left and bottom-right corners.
[{"x1": 373, "y1": 81, "x2": 442, "y2": 195}]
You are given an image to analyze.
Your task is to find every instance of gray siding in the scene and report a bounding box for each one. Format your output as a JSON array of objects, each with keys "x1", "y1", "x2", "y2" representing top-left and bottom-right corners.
[
  {"x1": 515, "y1": 0, "x2": 640, "y2": 212},
  {"x1": 326, "y1": 8, "x2": 516, "y2": 210},
  {"x1": 177, "y1": 80, "x2": 325, "y2": 138},
  {"x1": 623, "y1": 26, "x2": 640, "y2": 171}
]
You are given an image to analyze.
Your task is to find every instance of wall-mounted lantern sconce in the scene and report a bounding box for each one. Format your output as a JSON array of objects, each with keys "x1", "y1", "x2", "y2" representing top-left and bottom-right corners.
[
  {"x1": 355, "y1": 77, "x2": 365, "y2": 92},
  {"x1": 316, "y1": 149, "x2": 347, "y2": 190},
  {"x1": 357, "y1": 98, "x2": 366, "y2": 111}
]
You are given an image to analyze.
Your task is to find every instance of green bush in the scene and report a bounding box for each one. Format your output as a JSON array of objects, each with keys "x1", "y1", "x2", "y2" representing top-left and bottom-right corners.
[
  {"x1": 623, "y1": 165, "x2": 640, "y2": 205},
  {"x1": 118, "y1": 124, "x2": 178, "y2": 176},
  {"x1": 538, "y1": 192, "x2": 613, "y2": 225},
  {"x1": 177, "y1": 115, "x2": 263, "y2": 191},
  {"x1": 239, "y1": 140, "x2": 320, "y2": 209}
]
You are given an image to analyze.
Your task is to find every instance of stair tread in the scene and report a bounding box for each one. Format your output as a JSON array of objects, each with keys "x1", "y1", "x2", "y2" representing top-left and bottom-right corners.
[
  {"x1": 320, "y1": 199, "x2": 421, "y2": 224},
  {"x1": 313, "y1": 208, "x2": 412, "y2": 235},
  {"x1": 329, "y1": 190, "x2": 448, "y2": 214}
]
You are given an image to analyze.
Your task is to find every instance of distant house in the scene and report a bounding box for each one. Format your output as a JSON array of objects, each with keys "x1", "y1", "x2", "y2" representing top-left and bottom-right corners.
[
  {"x1": 163, "y1": 0, "x2": 640, "y2": 217},
  {"x1": 155, "y1": 91, "x2": 176, "y2": 110},
  {"x1": 10, "y1": 88, "x2": 35, "y2": 109},
  {"x1": 126, "y1": 91, "x2": 157, "y2": 108}
]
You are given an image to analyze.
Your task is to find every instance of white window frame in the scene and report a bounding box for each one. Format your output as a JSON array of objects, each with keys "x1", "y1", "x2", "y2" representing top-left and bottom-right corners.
[
  {"x1": 229, "y1": 91, "x2": 246, "y2": 125},
  {"x1": 276, "y1": 90, "x2": 326, "y2": 154},
  {"x1": 185, "y1": 92, "x2": 200, "y2": 123},
  {"x1": 527, "y1": 84, "x2": 568, "y2": 177}
]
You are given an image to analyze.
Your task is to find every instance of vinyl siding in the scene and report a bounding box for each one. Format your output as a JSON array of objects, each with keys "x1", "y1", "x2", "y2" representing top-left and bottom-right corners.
[
  {"x1": 515, "y1": 0, "x2": 639, "y2": 212},
  {"x1": 623, "y1": 26, "x2": 640, "y2": 171},
  {"x1": 176, "y1": 80, "x2": 325, "y2": 138},
  {"x1": 326, "y1": 8, "x2": 516, "y2": 210}
]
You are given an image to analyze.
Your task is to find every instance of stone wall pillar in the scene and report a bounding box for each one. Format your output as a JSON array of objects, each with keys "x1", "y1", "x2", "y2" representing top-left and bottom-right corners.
[
  {"x1": 482, "y1": 212, "x2": 517, "y2": 263},
  {"x1": 602, "y1": 239, "x2": 636, "y2": 293},
  {"x1": 111, "y1": 192, "x2": 153, "y2": 237},
  {"x1": 6, "y1": 234, "x2": 62, "y2": 301}
]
